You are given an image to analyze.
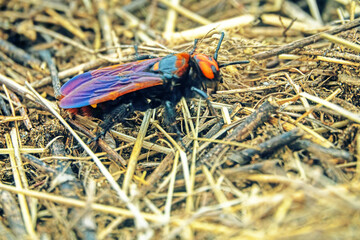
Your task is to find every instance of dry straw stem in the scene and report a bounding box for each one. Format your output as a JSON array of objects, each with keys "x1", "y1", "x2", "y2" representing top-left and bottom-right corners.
[
  {"x1": 185, "y1": 99, "x2": 202, "y2": 215},
  {"x1": 0, "y1": 39, "x2": 42, "y2": 71},
  {"x1": 217, "y1": 82, "x2": 287, "y2": 94},
  {"x1": 31, "y1": 54, "x2": 116, "y2": 88},
  {"x1": 283, "y1": 72, "x2": 315, "y2": 126},
  {"x1": 0, "y1": 74, "x2": 58, "y2": 110},
  {"x1": 138, "y1": 153, "x2": 176, "y2": 195},
  {"x1": 279, "y1": 53, "x2": 360, "y2": 66},
  {"x1": 122, "y1": 109, "x2": 152, "y2": 194},
  {"x1": 197, "y1": 120, "x2": 243, "y2": 153},
  {"x1": 261, "y1": 14, "x2": 324, "y2": 33},
  {"x1": 151, "y1": 121, "x2": 190, "y2": 192},
  {"x1": 192, "y1": 137, "x2": 260, "y2": 150},
  {"x1": 164, "y1": 151, "x2": 180, "y2": 219},
  {"x1": 265, "y1": 100, "x2": 335, "y2": 148},
  {"x1": 165, "y1": 14, "x2": 255, "y2": 42},
  {"x1": 97, "y1": 216, "x2": 126, "y2": 240},
  {"x1": 32, "y1": 46, "x2": 155, "y2": 88},
  {"x1": 179, "y1": 98, "x2": 197, "y2": 217},
  {"x1": 159, "y1": 0, "x2": 212, "y2": 26},
  {"x1": 164, "y1": 0, "x2": 180, "y2": 54},
  {"x1": 244, "y1": 174, "x2": 359, "y2": 208},
  {"x1": 357, "y1": 136, "x2": 360, "y2": 179},
  {"x1": 300, "y1": 92, "x2": 360, "y2": 124},
  {"x1": 111, "y1": 129, "x2": 172, "y2": 154},
  {"x1": 300, "y1": 124, "x2": 334, "y2": 147},
  {"x1": 313, "y1": 120, "x2": 349, "y2": 134},
  {"x1": 0, "y1": 183, "x2": 237, "y2": 235},
  {"x1": 320, "y1": 32, "x2": 360, "y2": 53},
  {"x1": 0, "y1": 116, "x2": 25, "y2": 123},
  {"x1": 338, "y1": 73, "x2": 360, "y2": 85},
  {"x1": 336, "y1": 8, "x2": 346, "y2": 24},
  {"x1": 282, "y1": 1, "x2": 321, "y2": 27},
  {"x1": 9, "y1": 130, "x2": 29, "y2": 190},
  {"x1": 38, "y1": 50, "x2": 61, "y2": 99},
  {"x1": 9, "y1": 87, "x2": 32, "y2": 130},
  {"x1": 5, "y1": 133, "x2": 37, "y2": 239},
  {"x1": 306, "y1": 0, "x2": 323, "y2": 25},
  {"x1": 114, "y1": 7, "x2": 142, "y2": 28},
  {"x1": 252, "y1": 17, "x2": 360, "y2": 60},
  {"x1": 269, "y1": 116, "x2": 334, "y2": 148},
  {"x1": 67, "y1": 117, "x2": 127, "y2": 166},
  {"x1": 24, "y1": 82, "x2": 153, "y2": 238},
  {"x1": 180, "y1": 98, "x2": 198, "y2": 140},
  {"x1": 202, "y1": 165, "x2": 234, "y2": 213},
  {"x1": 0, "y1": 147, "x2": 45, "y2": 155},
  {"x1": 33, "y1": 25, "x2": 94, "y2": 54},
  {"x1": 350, "y1": 0, "x2": 356, "y2": 21},
  {"x1": 0, "y1": 190, "x2": 26, "y2": 239},
  {"x1": 200, "y1": 100, "x2": 279, "y2": 165},
  {"x1": 221, "y1": 106, "x2": 231, "y2": 125},
  {"x1": 45, "y1": 8, "x2": 86, "y2": 40},
  {"x1": 294, "y1": 88, "x2": 342, "y2": 124},
  {"x1": 96, "y1": 0, "x2": 114, "y2": 53},
  {"x1": 114, "y1": 8, "x2": 156, "y2": 43},
  {"x1": 74, "y1": 115, "x2": 172, "y2": 154}
]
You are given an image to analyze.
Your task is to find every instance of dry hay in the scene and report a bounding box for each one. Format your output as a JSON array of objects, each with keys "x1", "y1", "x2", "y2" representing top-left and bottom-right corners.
[{"x1": 0, "y1": 0, "x2": 360, "y2": 239}]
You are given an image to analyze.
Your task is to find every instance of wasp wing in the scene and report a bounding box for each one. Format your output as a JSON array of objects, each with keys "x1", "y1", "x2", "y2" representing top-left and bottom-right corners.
[
  {"x1": 60, "y1": 72, "x2": 163, "y2": 108},
  {"x1": 60, "y1": 58, "x2": 164, "y2": 109},
  {"x1": 60, "y1": 57, "x2": 162, "y2": 95}
]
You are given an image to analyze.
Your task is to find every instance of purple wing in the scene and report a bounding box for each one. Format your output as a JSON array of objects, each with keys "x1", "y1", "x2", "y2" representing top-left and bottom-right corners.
[
  {"x1": 60, "y1": 58, "x2": 163, "y2": 109},
  {"x1": 60, "y1": 57, "x2": 161, "y2": 95}
]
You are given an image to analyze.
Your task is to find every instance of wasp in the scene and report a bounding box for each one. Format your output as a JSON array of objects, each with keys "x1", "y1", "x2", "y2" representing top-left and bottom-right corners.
[{"x1": 59, "y1": 32, "x2": 249, "y2": 141}]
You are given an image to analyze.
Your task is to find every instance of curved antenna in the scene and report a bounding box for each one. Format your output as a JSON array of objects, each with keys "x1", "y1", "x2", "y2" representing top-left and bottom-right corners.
[
  {"x1": 219, "y1": 60, "x2": 249, "y2": 68},
  {"x1": 190, "y1": 39, "x2": 199, "y2": 55},
  {"x1": 214, "y1": 32, "x2": 225, "y2": 61}
]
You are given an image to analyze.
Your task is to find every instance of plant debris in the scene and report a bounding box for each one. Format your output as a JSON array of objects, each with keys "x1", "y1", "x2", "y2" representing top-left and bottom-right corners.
[{"x1": 1, "y1": 0, "x2": 360, "y2": 239}]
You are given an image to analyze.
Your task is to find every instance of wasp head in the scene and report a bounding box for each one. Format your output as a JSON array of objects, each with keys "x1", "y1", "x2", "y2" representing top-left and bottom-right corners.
[
  {"x1": 188, "y1": 32, "x2": 249, "y2": 88},
  {"x1": 191, "y1": 53, "x2": 220, "y2": 82}
]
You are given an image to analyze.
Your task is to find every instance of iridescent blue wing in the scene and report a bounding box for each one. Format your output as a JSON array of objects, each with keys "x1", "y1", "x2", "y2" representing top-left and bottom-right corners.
[
  {"x1": 60, "y1": 58, "x2": 163, "y2": 108},
  {"x1": 60, "y1": 58, "x2": 162, "y2": 95}
]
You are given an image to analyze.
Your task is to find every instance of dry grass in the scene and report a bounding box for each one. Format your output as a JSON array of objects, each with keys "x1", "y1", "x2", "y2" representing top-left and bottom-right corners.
[{"x1": 0, "y1": 0, "x2": 360, "y2": 239}]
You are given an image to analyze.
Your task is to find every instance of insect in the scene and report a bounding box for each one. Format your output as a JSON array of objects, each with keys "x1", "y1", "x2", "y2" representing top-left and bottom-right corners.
[{"x1": 59, "y1": 32, "x2": 249, "y2": 142}]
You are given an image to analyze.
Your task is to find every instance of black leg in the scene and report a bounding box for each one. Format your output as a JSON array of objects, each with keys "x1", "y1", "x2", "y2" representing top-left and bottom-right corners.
[
  {"x1": 88, "y1": 103, "x2": 134, "y2": 144},
  {"x1": 190, "y1": 87, "x2": 217, "y2": 117},
  {"x1": 100, "y1": 103, "x2": 134, "y2": 134},
  {"x1": 164, "y1": 100, "x2": 192, "y2": 152},
  {"x1": 164, "y1": 100, "x2": 183, "y2": 141},
  {"x1": 164, "y1": 101, "x2": 178, "y2": 133}
]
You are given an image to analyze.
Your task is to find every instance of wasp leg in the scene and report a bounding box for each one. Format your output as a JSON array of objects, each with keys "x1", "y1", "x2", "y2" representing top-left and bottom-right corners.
[
  {"x1": 164, "y1": 100, "x2": 192, "y2": 152},
  {"x1": 164, "y1": 100, "x2": 184, "y2": 143},
  {"x1": 164, "y1": 100, "x2": 179, "y2": 135},
  {"x1": 100, "y1": 103, "x2": 134, "y2": 135},
  {"x1": 88, "y1": 103, "x2": 134, "y2": 144},
  {"x1": 190, "y1": 86, "x2": 217, "y2": 117}
]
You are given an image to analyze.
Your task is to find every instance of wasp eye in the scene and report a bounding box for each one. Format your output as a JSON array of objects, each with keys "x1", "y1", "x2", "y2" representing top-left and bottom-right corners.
[
  {"x1": 211, "y1": 65, "x2": 218, "y2": 74},
  {"x1": 199, "y1": 62, "x2": 215, "y2": 79}
]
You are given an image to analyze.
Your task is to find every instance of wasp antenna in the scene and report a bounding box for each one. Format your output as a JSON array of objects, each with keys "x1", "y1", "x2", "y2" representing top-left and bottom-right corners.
[
  {"x1": 219, "y1": 60, "x2": 250, "y2": 68},
  {"x1": 190, "y1": 39, "x2": 199, "y2": 55},
  {"x1": 214, "y1": 32, "x2": 225, "y2": 61}
]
